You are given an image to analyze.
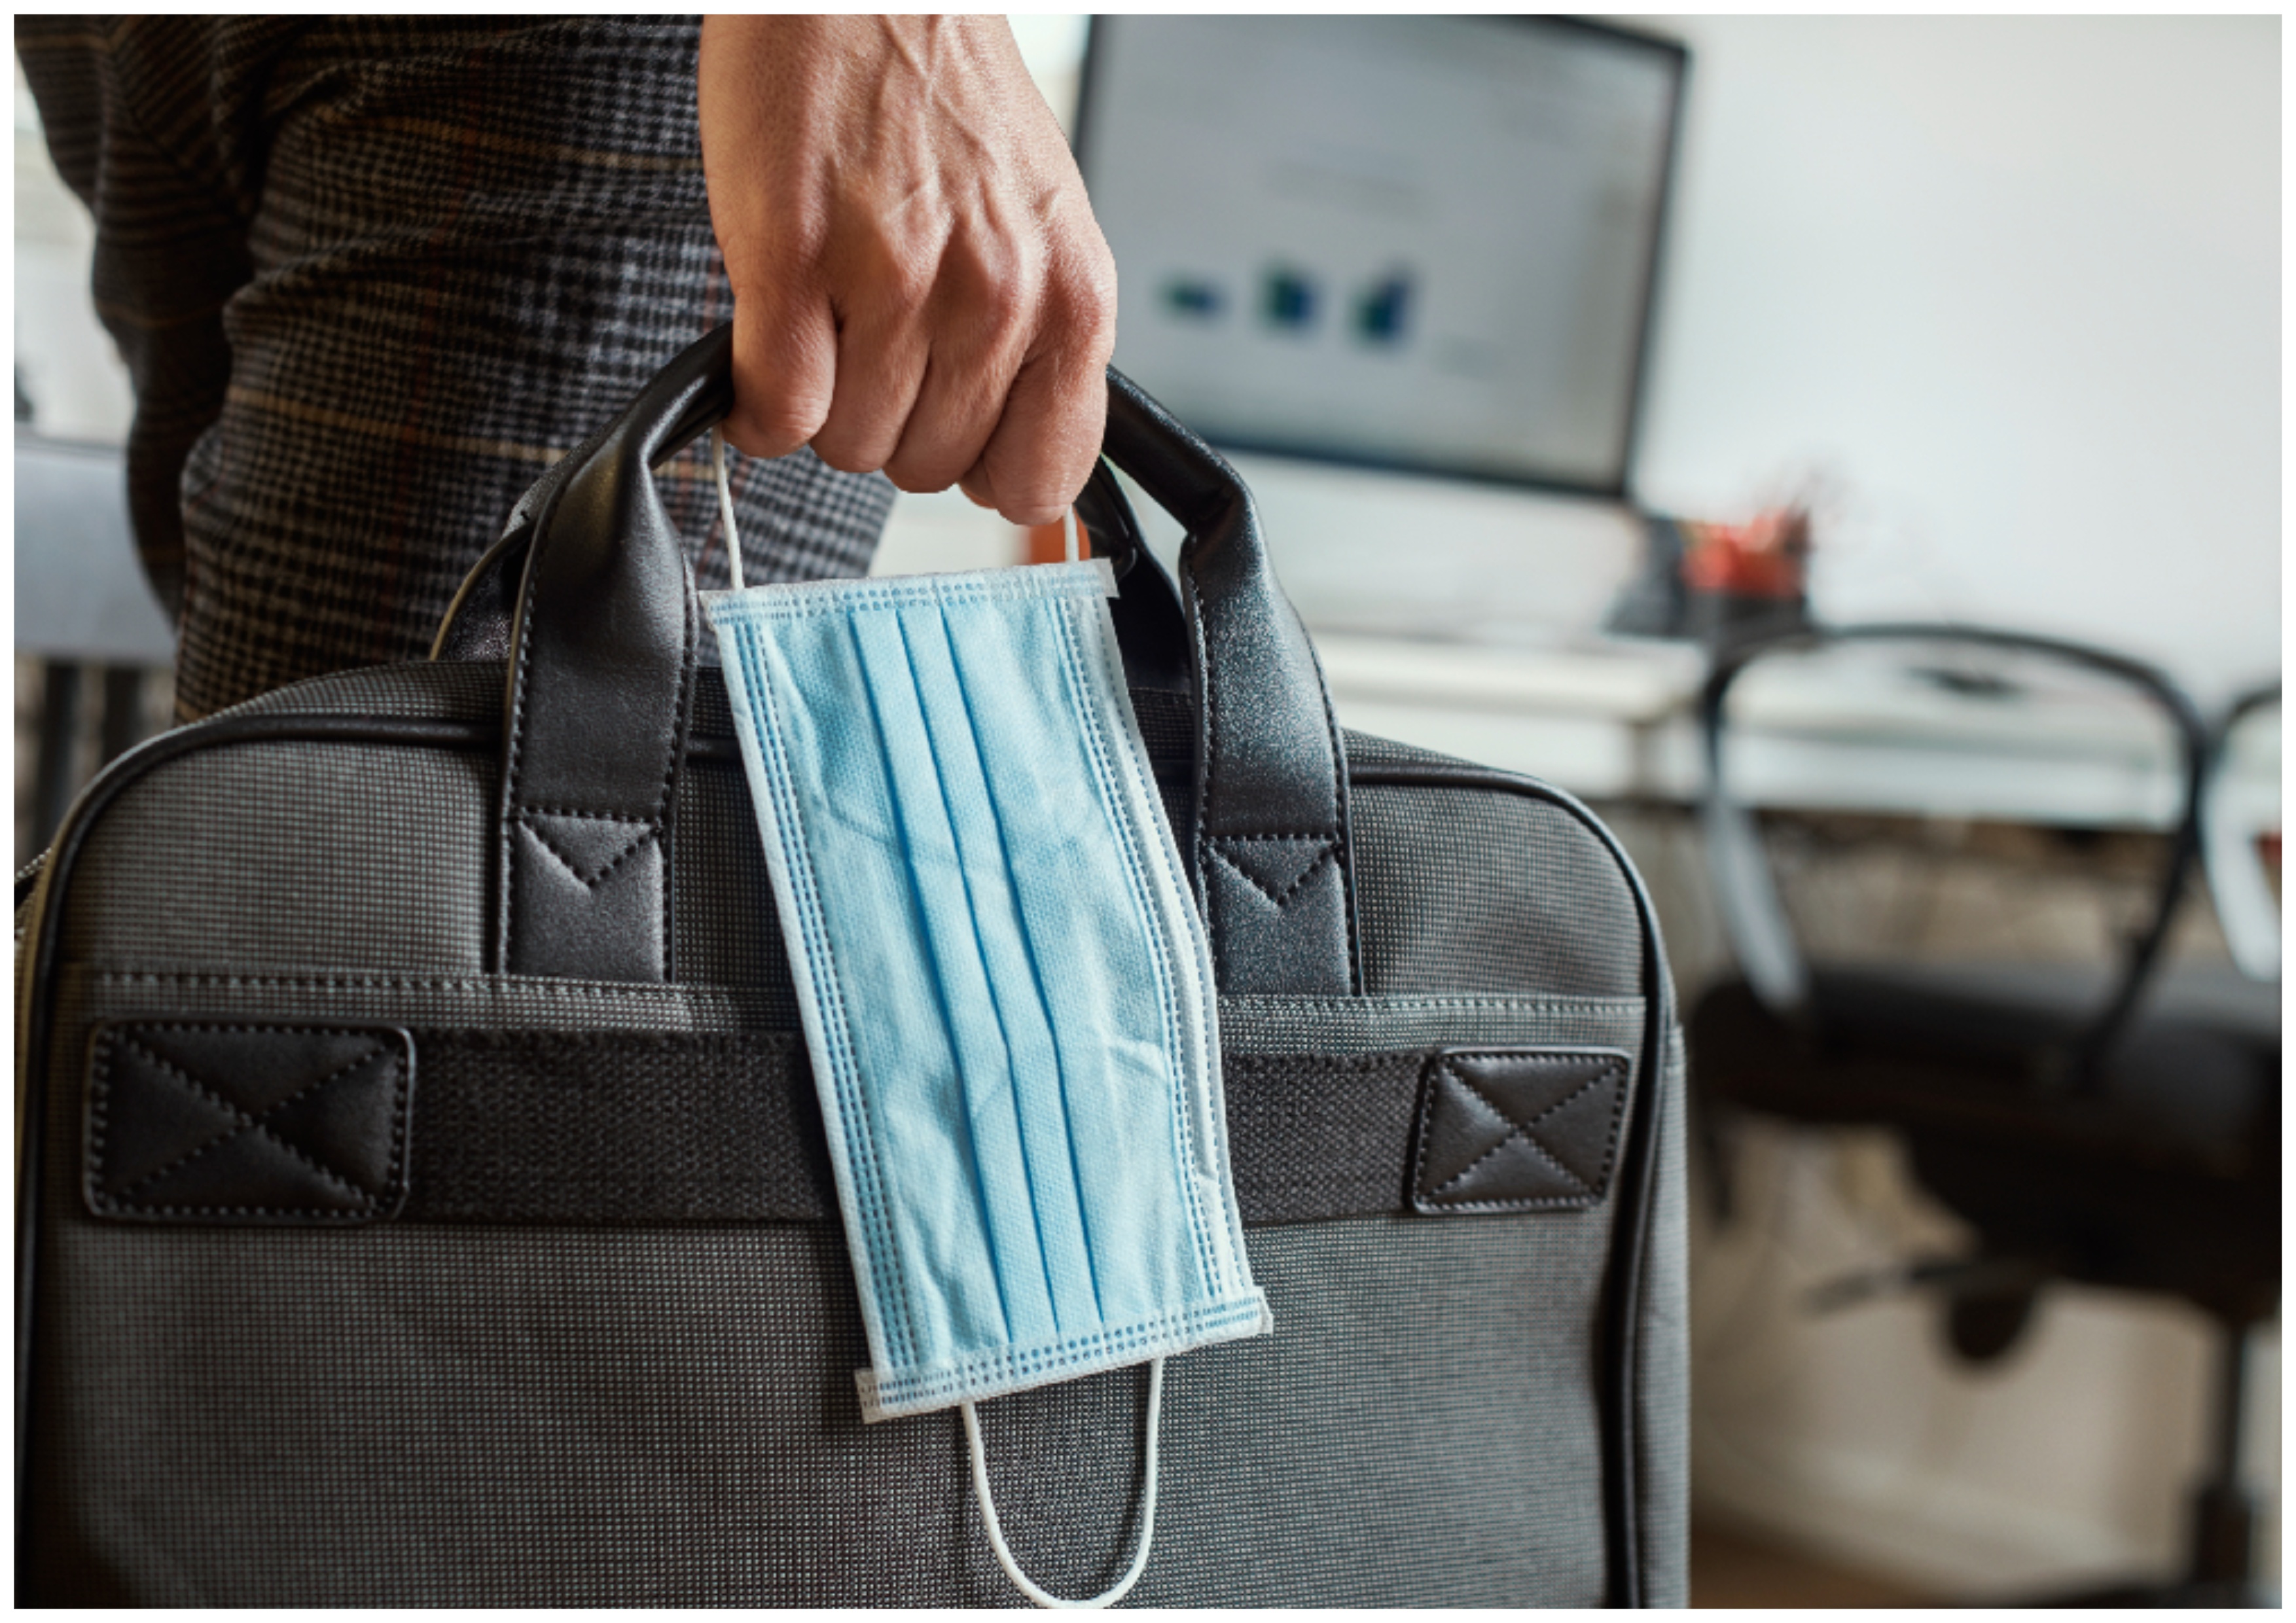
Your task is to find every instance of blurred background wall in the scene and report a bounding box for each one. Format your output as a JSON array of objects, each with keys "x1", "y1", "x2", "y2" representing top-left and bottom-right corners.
[
  {"x1": 1619, "y1": 15, "x2": 2281, "y2": 1594},
  {"x1": 1633, "y1": 16, "x2": 2278, "y2": 709}
]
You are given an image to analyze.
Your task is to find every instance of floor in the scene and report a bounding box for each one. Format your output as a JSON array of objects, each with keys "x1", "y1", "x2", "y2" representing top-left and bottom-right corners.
[{"x1": 1691, "y1": 1519, "x2": 1937, "y2": 1608}]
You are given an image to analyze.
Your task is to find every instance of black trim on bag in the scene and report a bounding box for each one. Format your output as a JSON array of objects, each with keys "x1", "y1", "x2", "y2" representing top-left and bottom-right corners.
[{"x1": 70, "y1": 1023, "x2": 1638, "y2": 1230}]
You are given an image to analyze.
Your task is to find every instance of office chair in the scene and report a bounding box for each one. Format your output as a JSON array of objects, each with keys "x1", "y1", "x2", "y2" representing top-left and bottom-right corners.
[
  {"x1": 1686, "y1": 624, "x2": 2279, "y2": 1605},
  {"x1": 2204, "y1": 683, "x2": 2280, "y2": 986}
]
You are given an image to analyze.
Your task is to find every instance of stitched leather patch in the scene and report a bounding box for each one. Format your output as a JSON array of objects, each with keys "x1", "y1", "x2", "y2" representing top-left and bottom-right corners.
[
  {"x1": 1410, "y1": 1047, "x2": 1630, "y2": 1215},
  {"x1": 85, "y1": 1022, "x2": 414, "y2": 1224}
]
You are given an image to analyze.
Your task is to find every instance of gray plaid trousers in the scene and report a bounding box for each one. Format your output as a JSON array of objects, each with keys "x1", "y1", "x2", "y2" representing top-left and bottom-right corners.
[{"x1": 18, "y1": 16, "x2": 894, "y2": 721}]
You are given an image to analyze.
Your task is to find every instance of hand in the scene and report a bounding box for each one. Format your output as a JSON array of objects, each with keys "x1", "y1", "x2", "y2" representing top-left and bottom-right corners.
[{"x1": 698, "y1": 15, "x2": 1117, "y2": 526}]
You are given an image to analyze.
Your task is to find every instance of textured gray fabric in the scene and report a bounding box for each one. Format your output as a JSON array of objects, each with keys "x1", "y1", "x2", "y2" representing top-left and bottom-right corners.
[
  {"x1": 673, "y1": 755, "x2": 797, "y2": 1000},
  {"x1": 63, "y1": 741, "x2": 490, "y2": 972},
  {"x1": 31, "y1": 1207, "x2": 1613, "y2": 1607},
  {"x1": 25, "y1": 649, "x2": 1682, "y2": 1605},
  {"x1": 1220, "y1": 992, "x2": 1645, "y2": 1058},
  {"x1": 211, "y1": 657, "x2": 501, "y2": 724},
  {"x1": 1349, "y1": 779, "x2": 1643, "y2": 999},
  {"x1": 37, "y1": 972, "x2": 1619, "y2": 1609},
  {"x1": 51, "y1": 965, "x2": 794, "y2": 1040}
]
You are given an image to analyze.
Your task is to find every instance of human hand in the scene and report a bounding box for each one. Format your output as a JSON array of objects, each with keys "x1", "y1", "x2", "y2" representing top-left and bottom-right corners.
[{"x1": 698, "y1": 15, "x2": 1117, "y2": 527}]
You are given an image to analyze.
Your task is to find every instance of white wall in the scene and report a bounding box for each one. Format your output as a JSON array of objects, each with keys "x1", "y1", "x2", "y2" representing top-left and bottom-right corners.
[{"x1": 1632, "y1": 15, "x2": 2280, "y2": 705}]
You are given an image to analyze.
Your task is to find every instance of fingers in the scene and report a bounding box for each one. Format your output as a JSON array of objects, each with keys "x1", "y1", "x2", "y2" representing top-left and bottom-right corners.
[
  {"x1": 967, "y1": 343, "x2": 1109, "y2": 527},
  {"x1": 722, "y1": 283, "x2": 837, "y2": 462},
  {"x1": 887, "y1": 227, "x2": 1113, "y2": 522},
  {"x1": 698, "y1": 12, "x2": 1117, "y2": 520},
  {"x1": 748, "y1": 230, "x2": 1112, "y2": 527},
  {"x1": 963, "y1": 241, "x2": 1117, "y2": 525},
  {"x1": 808, "y1": 230, "x2": 933, "y2": 475},
  {"x1": 878, "y1": 228, "x2": 1033, "y2": 495}
]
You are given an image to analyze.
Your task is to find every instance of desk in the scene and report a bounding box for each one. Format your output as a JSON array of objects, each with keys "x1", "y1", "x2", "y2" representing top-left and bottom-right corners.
[
  {"x1": 1315, "y1": 632, "x2": 2274, "y2": 834},
  {"x1": 1318, "y1": 633, "x2": 1702, "y2": 802},
  {"x1": 870, "y1": 486, "x2": 2278, "y2": 836}
]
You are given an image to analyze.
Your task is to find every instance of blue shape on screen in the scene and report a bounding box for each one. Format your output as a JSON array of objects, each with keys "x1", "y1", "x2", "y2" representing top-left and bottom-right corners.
[
  {"x1": 1356, "y1": 272, "x2": 1414, "y2": 346},
  {"x1": 1261, "y1": 267, "x2": 1319, "y2": 332},
  {"x1": 1162, "y1": 277, "x2": 1226, "y2": 320}
]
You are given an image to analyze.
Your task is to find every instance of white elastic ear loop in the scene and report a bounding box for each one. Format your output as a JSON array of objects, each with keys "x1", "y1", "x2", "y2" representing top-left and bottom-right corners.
[
  {"x1": 960, "y1": 1356, "x2": 1164, "y2": 1610},
  {"x1": 1064, "y1": 507, "x2": 1082, "y2": 565},
  {"x1": 710, "y1": 425, "x2": 745, "y2": 592}
]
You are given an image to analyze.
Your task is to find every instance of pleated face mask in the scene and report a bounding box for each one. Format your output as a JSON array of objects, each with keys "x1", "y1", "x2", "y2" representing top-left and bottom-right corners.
[{"x1": 703, "y1": 456, "x2": 1268, "y2": 1604}]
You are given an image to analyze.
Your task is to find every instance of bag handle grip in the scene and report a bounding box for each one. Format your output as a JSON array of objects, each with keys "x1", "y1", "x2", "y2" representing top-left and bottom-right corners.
[{"x1": 459, "y1": 325, "x2": 1355, "y2": 994}]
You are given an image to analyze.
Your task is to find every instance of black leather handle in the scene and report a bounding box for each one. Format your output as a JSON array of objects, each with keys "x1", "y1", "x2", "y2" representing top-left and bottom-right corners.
[
  {"x1": 488, "y1": 332, "x2": 728, "y2": 980},
  {"x1": 460, "y1": 325, "x2": 1355, "y2": 994},
  {"x1": 1091, "y1": 369, "x2": 1357, "y2": 993}
]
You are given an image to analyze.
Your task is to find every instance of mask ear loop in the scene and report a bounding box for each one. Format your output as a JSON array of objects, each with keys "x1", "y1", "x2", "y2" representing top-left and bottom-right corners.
[
  {"x1": 711, "y1": 425, "x2": 745, "y2": 592},
  {"x1": 1064, "y1": 505, "x2": 1082, "y2": 565},
  {"x1": 960, "y1": 1355, "x2": 1164, "y2": 1609}
]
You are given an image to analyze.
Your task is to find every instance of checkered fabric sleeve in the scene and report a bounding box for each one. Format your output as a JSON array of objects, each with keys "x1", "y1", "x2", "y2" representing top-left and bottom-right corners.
[{"x1": 16, "y1": 16, "x2": 895, "y2": 721}]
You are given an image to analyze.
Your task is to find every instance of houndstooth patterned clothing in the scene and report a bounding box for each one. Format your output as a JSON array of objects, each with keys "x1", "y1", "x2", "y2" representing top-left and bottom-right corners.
[{"x1": 17, "y1": 16, "x2": 895, "y2": 721}]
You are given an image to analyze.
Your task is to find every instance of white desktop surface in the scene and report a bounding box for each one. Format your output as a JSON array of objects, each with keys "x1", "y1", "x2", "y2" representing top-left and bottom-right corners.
[{"x1": 874, "y1": 468, "x2": 2270, "y2": 836}]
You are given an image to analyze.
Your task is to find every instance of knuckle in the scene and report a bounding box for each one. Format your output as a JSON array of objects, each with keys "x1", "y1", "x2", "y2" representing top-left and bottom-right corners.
[
  {"x1": 1052, "y1": 274, "x2": 1117, "y2": 363},
  {"x1": 942, "y1": 232, "x2": 1036, "y2": 355},
  {"x1": 886, "y1": 265, "x2": 937, "y2": 321},
  {"x1": 732, "y1": 399, "x2": 826, "y2": 457},
  {"x1": 988, "y1": 465, "x2": 1065, "y2": 527},
  {"x1": 810, "y1": 437, "x2": 881, "y2": 476},
  {"x1": 883, "y1": 457, "x2": 959, "y2": 496},
  {"x1": 977, "y1": 276, "x2": 1033, "y2": 347},
  {"x1": 808, "y1": 410, "x2": 894, "y2": 474}
]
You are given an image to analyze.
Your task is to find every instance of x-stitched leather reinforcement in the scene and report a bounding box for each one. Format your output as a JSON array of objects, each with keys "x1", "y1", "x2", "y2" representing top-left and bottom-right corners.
[
  {"x1": 84, "y1": 1022, "x2": 414, "y2": 1224},
  {"x1": 115, "y1": 1035, "x2": 381, "y2": 1200},
  {"x1": 1410, "y1": 1047, "x2": 1630, "y2": 1215}
]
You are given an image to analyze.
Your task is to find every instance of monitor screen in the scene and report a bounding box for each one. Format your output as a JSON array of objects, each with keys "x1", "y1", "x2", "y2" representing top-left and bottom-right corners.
[{"x1": 1075, "y1": 16, "x2": 1687, "y2": 497}]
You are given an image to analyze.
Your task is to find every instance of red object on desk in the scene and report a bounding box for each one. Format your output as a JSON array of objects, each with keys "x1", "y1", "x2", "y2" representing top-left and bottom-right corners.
[{"x1": 1681, "y1": 507, "x2": 1810, "y2": 599}]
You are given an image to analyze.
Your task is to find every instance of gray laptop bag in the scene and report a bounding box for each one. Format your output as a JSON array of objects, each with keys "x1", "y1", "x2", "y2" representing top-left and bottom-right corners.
[{"x1": 16, "y1": 329, "x2": 1686, "y2": 1606}]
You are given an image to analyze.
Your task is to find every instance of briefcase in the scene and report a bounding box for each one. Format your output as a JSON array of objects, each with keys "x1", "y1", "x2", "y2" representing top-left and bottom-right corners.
[{"x1": 16, "y1": 327, "x2": 1686, "y2": 1606}]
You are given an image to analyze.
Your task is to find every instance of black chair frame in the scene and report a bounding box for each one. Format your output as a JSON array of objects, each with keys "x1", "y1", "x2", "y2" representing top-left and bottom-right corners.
[{"x1": 1698, "y1": 621, "x2": 2211, "y2": 1092}]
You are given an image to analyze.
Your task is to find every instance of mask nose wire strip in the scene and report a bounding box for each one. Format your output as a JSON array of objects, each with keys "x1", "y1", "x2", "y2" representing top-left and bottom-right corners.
[
  {"x1": 710, "y1": 425, "x2": 745, "y2": 592},
  {"x1": 961, "y1": 1356, "x2": 1166, "y2": 1609}
]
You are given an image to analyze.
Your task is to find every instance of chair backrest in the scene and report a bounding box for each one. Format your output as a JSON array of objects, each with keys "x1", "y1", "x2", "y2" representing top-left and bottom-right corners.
[
  {"x1": 1698, "y1": 622, "x2": 2210, "y2": 1082},
  {"x1": 2203, "y1": 683, "x2": 2281, "y2": 983}
]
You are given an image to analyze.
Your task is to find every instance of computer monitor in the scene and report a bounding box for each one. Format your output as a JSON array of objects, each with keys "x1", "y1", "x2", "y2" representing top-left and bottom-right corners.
[{"x1": 1074, "y1": 16, "x2": 1687, "y2": 500}]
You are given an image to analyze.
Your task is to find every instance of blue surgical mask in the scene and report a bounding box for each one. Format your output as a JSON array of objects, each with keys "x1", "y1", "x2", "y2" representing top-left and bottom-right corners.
[{"x1": 704, "y1": 480, "x2": 1268, "y2": 1605}]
